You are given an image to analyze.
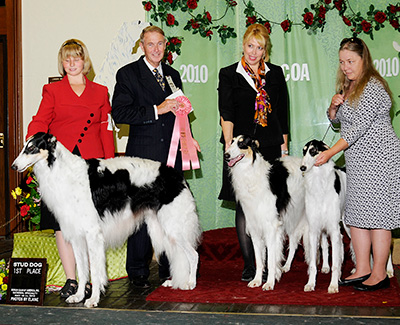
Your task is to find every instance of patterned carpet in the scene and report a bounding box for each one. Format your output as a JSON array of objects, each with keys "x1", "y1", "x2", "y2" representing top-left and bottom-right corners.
[{"x1": 147, "y1": 228, "x2": 400, "y2": 307}]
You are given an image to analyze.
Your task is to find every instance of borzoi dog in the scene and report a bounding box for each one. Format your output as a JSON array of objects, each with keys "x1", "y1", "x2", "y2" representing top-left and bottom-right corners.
[
  {"x1": 300, "y1": 139, "x2": 346, "y2": 293},
  {"x1": 12, "y1": 132, "x2": 201, "y2": 308},
  {"x1": 301, "y1": 139, "x2": 394, "y2": 292},
  {"x1": 225, "y1": 135, "x2": 306, "y2": 291}
]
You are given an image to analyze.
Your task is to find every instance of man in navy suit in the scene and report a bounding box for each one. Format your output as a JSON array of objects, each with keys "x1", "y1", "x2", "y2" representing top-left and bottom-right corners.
[{"x1": 112, "y1": 25, "x2": 199, "y2": 288}]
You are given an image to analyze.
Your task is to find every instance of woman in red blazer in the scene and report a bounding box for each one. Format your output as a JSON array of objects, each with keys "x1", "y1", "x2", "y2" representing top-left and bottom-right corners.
[{"x1": 26, "y1": 39, "x2": 115, "y2": 298}]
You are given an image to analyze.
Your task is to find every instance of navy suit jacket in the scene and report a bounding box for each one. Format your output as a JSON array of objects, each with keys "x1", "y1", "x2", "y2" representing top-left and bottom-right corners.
[{"x1": 112, "y1": 56, "x2": 183, "y2": 165}]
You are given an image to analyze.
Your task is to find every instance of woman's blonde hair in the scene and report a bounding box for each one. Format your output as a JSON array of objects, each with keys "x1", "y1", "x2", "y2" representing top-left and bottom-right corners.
[
  {"x1": 58, "y1": 39, "x2": 92, "y2": 76},
  {"x1": 336, "y1": 37, "x2": 392, "y2": 104},
  {"x1": 242, "y1": 24, "x2": 271, "y2": 61}
]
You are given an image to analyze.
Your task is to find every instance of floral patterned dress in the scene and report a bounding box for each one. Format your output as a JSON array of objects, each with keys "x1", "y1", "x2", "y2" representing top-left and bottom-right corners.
[{"x1": 334, "y1": 77, "x2": 400, "y2": 230}]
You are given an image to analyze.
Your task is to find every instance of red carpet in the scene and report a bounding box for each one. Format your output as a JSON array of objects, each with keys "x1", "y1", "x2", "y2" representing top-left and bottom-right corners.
[{"x1": 147, "y1": 227, "x2": 400, "y2": 306}]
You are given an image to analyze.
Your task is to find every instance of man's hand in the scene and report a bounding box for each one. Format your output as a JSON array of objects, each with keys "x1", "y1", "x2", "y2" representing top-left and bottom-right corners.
[{"x1": 157, "y1": 99, "x2": 181, "y2": 115}]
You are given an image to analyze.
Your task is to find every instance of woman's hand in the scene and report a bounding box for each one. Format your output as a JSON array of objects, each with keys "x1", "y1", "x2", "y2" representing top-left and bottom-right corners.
[
  {"x1": 328, "y1": 93, "x2": 344, "y2": 120},
  {"x1": 314, "y1": 150, "x2": 332, "y2": 167}
]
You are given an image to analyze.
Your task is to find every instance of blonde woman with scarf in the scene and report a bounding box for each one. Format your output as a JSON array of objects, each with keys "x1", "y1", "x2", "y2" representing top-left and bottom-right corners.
[{"x1": 218, "y1": 24, "x2": 289, "y2": 282}]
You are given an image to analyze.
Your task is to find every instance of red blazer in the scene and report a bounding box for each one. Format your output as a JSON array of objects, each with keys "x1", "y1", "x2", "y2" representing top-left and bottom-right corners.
[{"x1": 27, "y1": 76, "x2": 115, "y2": 159}]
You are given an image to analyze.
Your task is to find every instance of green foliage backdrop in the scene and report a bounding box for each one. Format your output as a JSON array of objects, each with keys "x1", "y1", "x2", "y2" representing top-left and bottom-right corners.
[{"x1": 145, "y1": 0, "x2": 400, "y2": 231}]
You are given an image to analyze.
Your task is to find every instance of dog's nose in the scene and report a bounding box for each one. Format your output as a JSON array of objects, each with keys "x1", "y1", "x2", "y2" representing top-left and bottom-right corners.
[
  {"x1": 224, "y1": 153, "x2": 230, "y2": 161},
  {"x1": 300, "y1": 165, "x2": 307, "y2": 172},
  {"x1": 11, "y1": 163, "x2": 18, "y2": 171}
]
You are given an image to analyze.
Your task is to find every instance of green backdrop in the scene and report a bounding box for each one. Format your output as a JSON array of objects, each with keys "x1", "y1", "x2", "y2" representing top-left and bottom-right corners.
[{"x1": 148, "y1": 0, "x2": 400, "y2": 231}]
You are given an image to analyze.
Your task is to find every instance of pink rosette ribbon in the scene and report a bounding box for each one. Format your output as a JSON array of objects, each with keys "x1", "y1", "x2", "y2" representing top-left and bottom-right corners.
[{"x1": 167, "y1": 96, "x2": 200, "y2": 170}]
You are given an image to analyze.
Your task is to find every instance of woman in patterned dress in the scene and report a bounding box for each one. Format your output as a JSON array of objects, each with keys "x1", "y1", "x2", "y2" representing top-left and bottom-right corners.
[{"x1": 315, "y1": 37, "x2": 400, "y2": 291}]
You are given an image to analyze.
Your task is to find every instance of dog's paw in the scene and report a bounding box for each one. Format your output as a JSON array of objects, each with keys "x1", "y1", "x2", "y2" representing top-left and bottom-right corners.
[
  {"x1": 328, "y1": 284, "x2": 339, "y2": 294},
  {"x1": 186, "y1": 280, "x2": 196, "y2": 290},
  {"x1": 321, "y1": 266, "x2": 330, "y2": 274},
  {"x1": 248, "y1": 279, "x2": 262, "y2": 288},
  {"x1": 262, "y1": 282, "x2": 275, "y2": 291},
  {"x1": 281, "y1": 264, "x2": 291, "y2": 273},
  {"x1": 162, "y1": 279, "x2": 173, "y2": 287},
  {"x1": 84, "y1": 297, "x2": 99, "y2": 308},
  {"x1": 387, "y1": 269, "x2": 394, "y2": 278},
  {"x1": 304, "y1": 284, "x2": 315, "y2": 292},
  {"x1": 65, "y1": 293, "x2": 85, "y2": 304}
]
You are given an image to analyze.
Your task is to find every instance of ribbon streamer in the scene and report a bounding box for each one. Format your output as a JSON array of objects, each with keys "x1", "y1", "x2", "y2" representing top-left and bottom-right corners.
[{"x1": 167, "y1": 96, "x2": 200, "y2": 170}]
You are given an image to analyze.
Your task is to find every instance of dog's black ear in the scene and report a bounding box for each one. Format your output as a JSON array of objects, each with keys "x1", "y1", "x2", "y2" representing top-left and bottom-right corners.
[
  {"x1": 47, "y1": 134, "x2": 57, "y2": 151},
  {"x1": 318, "y1": 140, "x2": 330, "y2": 152}
]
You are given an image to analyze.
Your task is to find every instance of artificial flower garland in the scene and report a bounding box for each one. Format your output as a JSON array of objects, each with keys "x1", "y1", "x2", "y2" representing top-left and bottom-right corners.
[{"x1": 142, "y1": 0, "x2": 400, "y2": 64}]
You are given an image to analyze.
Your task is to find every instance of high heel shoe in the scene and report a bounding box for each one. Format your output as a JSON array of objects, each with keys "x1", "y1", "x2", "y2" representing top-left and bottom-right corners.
[
  {"x1": 338, "y1": 274, "x2": 370, "y2": 286},
  {"x1": 353, "y1": 276, "x2": 390, "y2": 291}
]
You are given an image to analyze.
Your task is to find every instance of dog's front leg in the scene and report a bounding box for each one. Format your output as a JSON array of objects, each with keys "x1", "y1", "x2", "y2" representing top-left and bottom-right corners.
[
  {"x1": 320, "y1": 233, "x2": 330, "y2": 274},
  {"x1": 304, "y1": 230, "x2": 319, "y2": 292},
  {"x1": 66, "y1": 236, "x2": 89, "y2": 304},
  {"x1": 248, "y1": 236, "x2": 264, "y2": 288},
  {"x1": 262, "y1": 226, "x2": 283, "y2": 291},
  {"x1": 84, "y1": 229, "x2": 108, "y2": 308},
  {"x1": 327, "y1": 230, "x2": 343, "y2": 293}
]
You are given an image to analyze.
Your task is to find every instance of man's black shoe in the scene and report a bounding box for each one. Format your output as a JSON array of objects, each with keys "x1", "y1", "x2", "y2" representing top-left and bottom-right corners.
[{"x1": 131, "y1": 275, "x2": 151, "y2": 288}]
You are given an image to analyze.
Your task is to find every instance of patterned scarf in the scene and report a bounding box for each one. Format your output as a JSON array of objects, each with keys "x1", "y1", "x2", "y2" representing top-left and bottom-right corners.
[{"x1": 241, "y1": 56, "x2": 271, "y2": 127}]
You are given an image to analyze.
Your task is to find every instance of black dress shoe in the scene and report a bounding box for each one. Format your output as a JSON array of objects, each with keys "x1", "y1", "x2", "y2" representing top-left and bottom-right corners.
[
  {"x1": 131, "y1": 275, "x2": 151, "y2": 288},
  {"x1": 338, "y1": 274, "x2": 371, "y2": 286},
  {"x1": 354, "y1": 276, "x2": 390, "y2": 291},
  {"x1": 241, "y1": 266, "x2": 255, "y2": 282}
]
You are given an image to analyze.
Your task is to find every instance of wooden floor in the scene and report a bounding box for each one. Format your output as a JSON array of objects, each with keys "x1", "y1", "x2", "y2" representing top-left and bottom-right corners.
[{"x1": 1, "y1": 238, "x2": 400, "y2": 322}]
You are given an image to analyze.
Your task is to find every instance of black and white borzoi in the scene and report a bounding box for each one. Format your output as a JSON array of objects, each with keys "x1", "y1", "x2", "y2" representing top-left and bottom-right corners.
[
  {"x1": 12, "y1": 132, "x2": 201, "y2": 308},
  {"x1": 225, "y1": 135, "x2": 307, "y2": 291},
  {"x1": 300, "y1": 139, "x2": 346, "y2": 293},
  {"x1": 300, "y1": 139, "x2": 395, "y2": 292}
]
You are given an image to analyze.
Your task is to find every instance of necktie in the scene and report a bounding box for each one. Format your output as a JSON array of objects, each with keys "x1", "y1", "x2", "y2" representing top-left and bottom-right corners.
[{"x1": 153, "y1": 68, "x2": 165, "y2": 91}]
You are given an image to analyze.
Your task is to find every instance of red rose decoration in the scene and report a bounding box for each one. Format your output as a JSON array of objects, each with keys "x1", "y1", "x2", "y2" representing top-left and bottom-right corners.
[
  {"x1": 230, "y1": 0, "x2": 237, "y2": 6},
  {"x1": 246, "y1": 16, "x2": 257, "y2": 25},
  {"x1": 390, "y1": 19, "x2": 400, "y2": 29},
  {"x1": 389, "y1": 5, "x2": 400, "y2": 14},
  {"x1": 374, "y1": 12, "x2": 386, "y2": 24},
  {"x1": 205, "y1": 11, "x2": 212, "y2": 23},
  {"x1": 26, "y1": 176, "x2": 33, "y2": 184},
  {"x1": 281, "y1": 20, "x2": 290, "y2": 32},
  {"x1": 264, "y1": 21, "x2": 271, "y2": 34},
  {"x1": 3, "y1": 276, "x2": 8, "y2": 284},
  {"x1": 163, "y1": 0, "x2": 173, "y2": 3},
  {"x1": 342, "y1": 16, "x2": 351, "y2": 26},
  {"x1": 171, "y1": 37, "x2": 182, "y2": 45},
  {"x1": 166, "y1": 13, "x2": 175, "y2": 26},
  {"x1": 334, "y1": 0, "x2": 343, "y2": 11},
  {"x1": 318, "y1": 6, "x2": 326, "y2": 19},
  {"x1": 166, "y1": 52, "x2": 173, "y2": 65},
  {"x1": 361, "y1": 20, "x2": 372, "y2": 32},
  {"x1": 324, "y1": 0, "x2": 332, "y2": 4},
  {"x1": 187, "y1": 0, "x2": 198, "y2": 10},
  {"x1": 20, "y1": 204, "x2": 30, "y2": 217},
  {"x1": 303, "y1": 12, "x2": 314, "y2": 26},
  {"x1": 190, "y1": 19, "x2": 200, "y2": 29},
  {"x1": 144, "y1": 2, "x2": 152, "y2": 11},
  {"x1": 206, "y1": 30, "x2": 213, "y2": 37}
]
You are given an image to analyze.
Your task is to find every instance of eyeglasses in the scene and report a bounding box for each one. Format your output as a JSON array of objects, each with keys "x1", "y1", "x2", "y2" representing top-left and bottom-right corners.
[{"x1": 340, "y1": 37, "x2": 362, "y2": 47}]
